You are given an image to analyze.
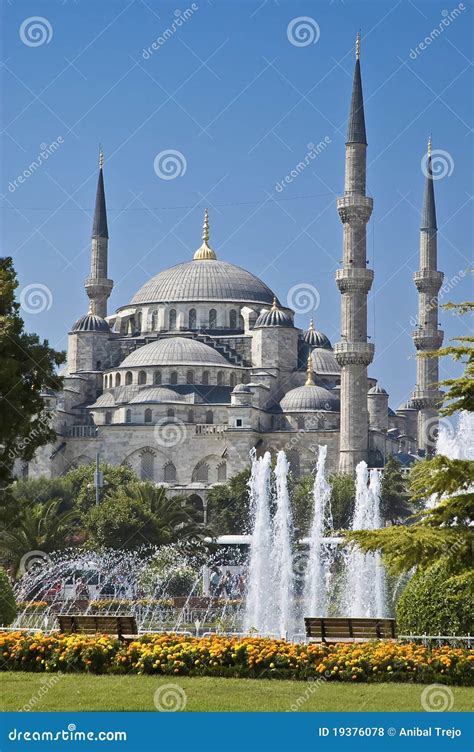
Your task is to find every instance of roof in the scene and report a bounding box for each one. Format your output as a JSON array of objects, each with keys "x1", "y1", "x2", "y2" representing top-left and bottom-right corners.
[
  {"x1": 312, "y1": 347, "x2": 340, "y2": 376},
  {"x1": 254, "y1": 301, "x2": 293, "y2": 328},
  {"x1": 128, "y1": 387, "x2": 185, "y2": 404},
  {"x1": 119, "y1": 337, "x2": 230, "y2": 368},
  {"x1": 421, "y1": 153, "x2": 437, "y2": 231},
  {"x1": 92, "y1": 168, "x2": 109, "y2": 239},
  {"x1": 129, "y1": 259, "x2": 276, "y2": 306},
  {"x1": 90, "y1": 392, "x2": 115, "y2": 408},
  {"x1": 71, "y1": 313, "x2": 110, "y2": 333},
  {"x1": 346, "y1": 58, "x2": 367, "y2": 145},
  {"x1": 280, "y1": 384, "x2": 340, "y2": 412},
  {"x1": 303, "y1": 322, "x2": 332, "y2": 349},
  {"x1": 368, "y1": 384, "x2": 388, "y2": 395}
]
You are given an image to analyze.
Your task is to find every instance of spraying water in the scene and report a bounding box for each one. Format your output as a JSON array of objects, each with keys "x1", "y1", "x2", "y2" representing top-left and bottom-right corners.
[
  {"x1": 437, "y1": 411, "x2": 474, "y2": 460},
  {"x1": 272, "y1": 450, "x2": 295, "y2": 637},
  {"x1": 303, "y1": 445, "x2": 334, "y2": 617}
]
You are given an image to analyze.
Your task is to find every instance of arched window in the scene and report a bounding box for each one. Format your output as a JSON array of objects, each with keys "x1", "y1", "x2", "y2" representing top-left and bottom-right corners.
[
  {"x1": 125, "y1": 372, "x2": 133, "y2": 385},
  {"x1": 188, "y1": 409, "x2": 194, "y2": 423},
  {"x1": 163, "y1": 462, "x2": 177, "y2": 483},
  {"x1": 141, "y1": 450, "x2": 154, "y2": 481},
  {"x1": 125, "y1": 409, "x2": 132, "y2": 424},
  {"x1": 105, "y1": 411, "x2": 112, "y2": 425},
  {"x1": 167, "y1": 408, "x2": 175, "y2": 419},
  {"x1": 217, "y1": 461, "x2": 227, "y2": 482},
  {"x1": 170, "y1": 371, "x2": 178, "y2": 385},
  {"x1": 115, "y1": 373, "x2": 121, "y2": 387},
  {"x1": 217, "y1": 371, "x2": 224, "y2": 386},
  {"x1": 136, "y1": 311, "x2": 142, "y2": 332},
  {"x1": 202, "y1": 371, "x2": 209, "y2": 385},
  {"x1": 189, "y1": 308, "x2": 197, "y2": 329},
  {"x1": 209, "y1": 309, "x2": 217, "y2": 329},
  {"x1": 229, "y1": 373, "x2": 236, "y2": 388},
  {"x1": 205, "y1": 410, "x2": 213, "y2": 424},
  {"x1": 192, "y1": 462, "x2": 209, "y2": 483},
  {"x1": 151, "y1": 310, "x2": 158, "y2": 330},
  {"x1": 154, "y1": 370, "x2": 161, "y2": 385},
  {"x1": 144, "y1": 408, "x2": 152, "y2": 423},
  {"x1": 297, "y1": 416, "x2": 305, "y2": 430},
  {"x1": 186, "y1": 370, "x2": 194, "y2": 384},
  {"x1": 229, "y1": 309, "x2": 237, "y2": 329},
  {"x1": 96, "y1": 360, "x2": 101, "y2": 371},
  {"x1": 138, "y1": 370, "x2": 147, "y2": 385},
  {"x1": 169, "y1": 309, "x2": 177, "y2": 330}
]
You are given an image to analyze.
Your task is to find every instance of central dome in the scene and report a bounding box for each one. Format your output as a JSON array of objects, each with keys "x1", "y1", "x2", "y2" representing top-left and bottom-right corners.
[
  {"x1": 119, "y1": 336, "x2": 230, "y2": 368},
  {"x1": 130, "y1": 259, "x2": 276, "y2": 306}
]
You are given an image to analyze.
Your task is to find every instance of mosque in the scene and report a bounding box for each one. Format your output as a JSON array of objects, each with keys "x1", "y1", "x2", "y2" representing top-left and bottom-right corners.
[{"x1": 27, "y1": 36, "x2": 443, "y2": 506}]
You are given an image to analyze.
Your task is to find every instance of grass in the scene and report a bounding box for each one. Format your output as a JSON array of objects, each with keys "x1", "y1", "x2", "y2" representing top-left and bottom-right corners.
[{"x1": 2, "y1": 673, "x2": 473, "y2": 712}]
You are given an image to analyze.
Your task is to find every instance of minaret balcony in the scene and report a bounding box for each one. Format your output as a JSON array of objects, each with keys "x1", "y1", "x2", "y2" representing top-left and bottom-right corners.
[
  {"x1": 413, "y1": 270, "x2": 444, "y2": 293},
  {"x1": 410, "y1": 388, "x2": 443, "y2": 410},
  {"x1": 336, "y1": 268, "x2": 374, "y2": 293},
  {"x1": 412, "y1": 328, "x2": 444, "y2": 350},
  {"x1": 337, "y1": 195, "x2": 373, "y2": 224},
  {"x1": 334, "y1": 341, "x2": 374, "y2": 366},
  {"x1": 85, "y1": 277, "x2": 114, "y2": 296}
]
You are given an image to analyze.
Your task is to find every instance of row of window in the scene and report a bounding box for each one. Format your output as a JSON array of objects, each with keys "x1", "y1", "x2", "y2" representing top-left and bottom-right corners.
[
  {"x1": 105, "y1": 409, "x2": 215, "y2": 425},
  {"x1": 139, "y1": 454, "x2": 227, "y2": 484},
  {"x1": 130, "y1": 308, "x2": 241, "y2": 333},
  {"x1": 104, "y1": 370, "x2": 243, "y2": 389}
]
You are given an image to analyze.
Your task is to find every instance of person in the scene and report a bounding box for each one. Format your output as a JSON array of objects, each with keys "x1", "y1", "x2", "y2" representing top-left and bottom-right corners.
[
  {"x1": 221, "y1": 571, "x2": 232, "y2": 599},
  {"x1": 209, "y1": 568, "x2": 220, "y2": 597}
]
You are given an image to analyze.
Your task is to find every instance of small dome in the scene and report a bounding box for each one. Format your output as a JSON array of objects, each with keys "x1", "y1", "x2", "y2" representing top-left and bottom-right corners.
[
  {"x1": 397, "y1": 401, "x2": 415, "y2": 411},
  {"x1": 254, "y1": 299, "x2": 293, "y2": 328},
  {"x1": 312, "y1": 347, "x2": 340, "y2": 376},
  {"x1": 71, "y1": 313, "x2": 110, "y2": 333},
  {"x1": 119, "y1": 337, "x2": 229, "y2": 368},
  {"x1": 129, "y1": 387, "x2": 185, "y2": 404},
  {"x1": 232, "y1": 383, "x2": 251, "y2": 393},
  {"x1": 90, "y1": 392, "x2": 115, "y2": 408},
  {"x1": 368, "y1": 384, "x2": 388, "y2": 395},
  {"x1": 303, "y1": 320, "x2": 332, "y2": 349},
  {"x1": 280, "y1": 384, "x2": 340, "y2": 412}
]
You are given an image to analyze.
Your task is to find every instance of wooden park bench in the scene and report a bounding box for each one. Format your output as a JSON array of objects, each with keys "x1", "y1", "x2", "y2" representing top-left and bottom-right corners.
[
  {"x1": 304, "y1": 617, "x2": 396, "y2": 643},
  {"x1": 57, "y1": 614, "x2": 138, "y2": 642}
]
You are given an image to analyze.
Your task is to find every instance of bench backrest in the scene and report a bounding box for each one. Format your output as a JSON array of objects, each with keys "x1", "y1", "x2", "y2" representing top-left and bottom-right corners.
[
  {"x1": 57, "y1": 614, "x2": 138, "y2": 636},
  {"x1": 304, "y1": 617, "x2": 396, "y2": 640}
]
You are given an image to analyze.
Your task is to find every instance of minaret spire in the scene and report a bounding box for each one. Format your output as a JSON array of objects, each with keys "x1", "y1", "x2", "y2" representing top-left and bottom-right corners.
[
  {"x1": 334, "y1": 33, "x2": 374, "y2": 473},
  {"x1": 410, "y1": 137, "x2": 444, "y2": 455},
  {"x1": 85, "y1": 150, "x2": 113, "y2": 318},
  {"x1": 194, "y1": 208, "x2": 217, "y2": 260}
]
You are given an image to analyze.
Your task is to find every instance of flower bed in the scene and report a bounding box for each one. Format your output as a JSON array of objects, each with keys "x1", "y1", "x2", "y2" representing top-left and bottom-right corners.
[{"x1": 0, "y1": 632, "x2": 472, "y2": 685}]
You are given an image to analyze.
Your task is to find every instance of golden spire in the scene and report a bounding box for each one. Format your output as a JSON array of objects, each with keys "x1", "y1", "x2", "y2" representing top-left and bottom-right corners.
[
  {"x1": 427, "y1": 134, "x2": 432, "y2": 157},
  {"x1": 305, "y1": 354, "x2": 315, "y2": 386},
  {"x1": 271, "y1": 296, "x2": 278, "y2": 311},
  {"x1": 99, "y1": 146, "x2": 104, "y2": 170},
  {"x1": 355, "y1": 30, "x2": 361, "y2": 60},
  {"x1": 308, "y1": 318, "x2": 315, "y2": 331},
  {"x1": 194, "y1": 208, "x2": 217, "y2": 260}
]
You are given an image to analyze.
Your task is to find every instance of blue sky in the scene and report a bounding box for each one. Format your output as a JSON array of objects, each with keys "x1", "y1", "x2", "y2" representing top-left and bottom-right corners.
[{"x1": 1, "y1": 0, "x2": 472, "y2": 408}]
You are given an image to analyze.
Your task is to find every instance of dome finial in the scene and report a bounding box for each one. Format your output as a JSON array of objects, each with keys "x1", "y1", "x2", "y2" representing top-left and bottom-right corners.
[
  {"x1": 309, "y1": 318, "x2": 315, "y2": 331},
  {"x1": 194, "y1": 208, "x2": 217, "y2": 260},
  {"x1": 427, "y1": 134, "x2": 432, "y2": 157},
  {"x1": 305, "y1": 354, "x2": 315, "y2": 386},
  {"x1": 99, "y1": 145, "x2": 104, "y2": 170},
  {"x1": 271, "y1": 296, "x2": 278, "y2": 311},
  {"x1": 355, "y1": 30, "x2": 361, "y2": 60}
]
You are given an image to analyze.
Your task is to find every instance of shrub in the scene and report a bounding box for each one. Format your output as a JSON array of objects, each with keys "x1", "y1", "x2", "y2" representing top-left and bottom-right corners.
[
  {"x1": 397, "y1": 560, "x2": 474, "y2": 636},
  {"x1": 0, "y1": 567, "x2": 17, "y2": 626}
]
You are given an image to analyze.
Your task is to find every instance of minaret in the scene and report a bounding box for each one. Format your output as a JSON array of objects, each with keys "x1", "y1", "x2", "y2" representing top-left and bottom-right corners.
[
  {"x1": 334, "y1": 32, "x2": 375, "y2": 473},
  {"x1": 85, "y1": 150, "x2": 113, "y2": 318},
  {"x1": 410, "y1": 137, "x2": 444, "y2": 454}
]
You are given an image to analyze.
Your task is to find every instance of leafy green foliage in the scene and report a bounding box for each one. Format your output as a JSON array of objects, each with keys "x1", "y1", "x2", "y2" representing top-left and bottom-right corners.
[
  {"x1": 397, "y1": 561, "x2": 474, "y2": 636},
  {"x1": 380, "y1": 456, "x2": 413, "y2": 524},
  {"x1": 64, "y1": 462, "x2": 139, "y2": 514},
  {"x1": 0, "y1": 257, "x2": 65, "y2": 486},
  {"x1": 329, "y1": 473, "x2": 355, "y2": 530},
  {"x1": 0, "y1": 566, "x2": 17, "y2": 625},
  {"x1": 207, "y1": 469, "x2": 251, "y2": 534}
]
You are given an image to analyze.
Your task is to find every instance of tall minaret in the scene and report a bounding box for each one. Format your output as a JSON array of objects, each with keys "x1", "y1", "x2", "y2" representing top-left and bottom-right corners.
[
  {"x1": 334, "y1": 33, "x2": 375, "y2": 474},
  {"x1": 410, "y1": 137, "x2": 444, "y2": 454},
  {"x1": 84, "y1": 150, "x2": 113, "y2": 318}
]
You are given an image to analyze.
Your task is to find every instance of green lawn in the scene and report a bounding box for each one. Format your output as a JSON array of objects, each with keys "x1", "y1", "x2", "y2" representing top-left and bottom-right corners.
[{"x1": 2, "y1": 673, "x2": 473, "y2": 712}]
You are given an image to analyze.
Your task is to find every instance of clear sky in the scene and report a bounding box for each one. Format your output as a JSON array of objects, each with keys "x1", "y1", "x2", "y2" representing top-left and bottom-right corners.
[{"x1": 1, "y1": 0, "x2": 472, "y2": 409}]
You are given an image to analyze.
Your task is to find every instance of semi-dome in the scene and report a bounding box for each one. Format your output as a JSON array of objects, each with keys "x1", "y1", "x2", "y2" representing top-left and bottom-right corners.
[
  {"x1": 90, "y1": 392, "x2": 115, "y2": 408},
  {"x1": 254, "y1": 298, "x2": 293, "y2": 328},
  {"x1": 129, "y1": 259, "x2": 276, "y2": 307},
  {"x1": 232, "y1": 383, "x2": 251, "y2": 393},
  {"x1": 280, "y1": 384, "x2": 340, "y2": 413},
  {"x1": 303, "y1": 319, "x2": 332, "y2": 349},
  {"x1": 368, "y1": 384, "x2": 388, "y2": 395},
  {"x1": 71, "y1": 313, "x2": 110, "y2": 333},
  {"x1": 119, "y1": 337, "x2": 230, "y2": 369},
  {"x1": 129, "y1": 387, "x2": 185, "y2": 404},
  {"x1": 312, "y1": 347, "x2": 340, "y2": 376}
]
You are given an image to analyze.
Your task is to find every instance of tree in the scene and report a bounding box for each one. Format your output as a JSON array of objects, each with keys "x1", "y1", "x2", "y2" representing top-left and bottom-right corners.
[
  {"x1": 345, "y1": 302, "x2": 474, "y2": 575},
  {"x1": 0, "y1": 566, "x2": 16, "y2": 625},
  {"x1": 84, "y1": 483, "x2": 213, "y2": 550},
  {"x1": 207, "y1": 468, "x2": 251, "y2": 535},
  {"x1": 328, "y1": 473, "x2": 355, "y2": 530},
  {"x1": 64, "y1": 461, "x2": 139, "y2": 514},
  {"x1": 0, "y1": 498, "x2": 80, "y2": 575},
  {"x1": 379, "y1": 456, "x2": 413, "y2": 525},
  {"x1": 0, "y1": 257, "x2": 65, "y2": 486}
]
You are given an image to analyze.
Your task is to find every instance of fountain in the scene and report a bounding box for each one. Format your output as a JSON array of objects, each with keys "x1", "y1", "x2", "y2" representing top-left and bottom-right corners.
[
  {"x1": 437, "y1": 411, "x2": 474, "y2": 460},
  {"x1": 271, "y1": 450, "x2": 295, "y2": 638}
]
